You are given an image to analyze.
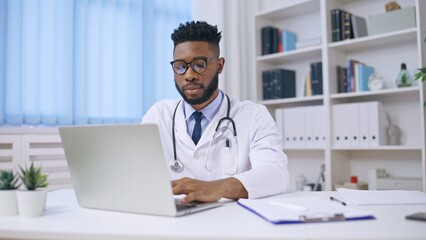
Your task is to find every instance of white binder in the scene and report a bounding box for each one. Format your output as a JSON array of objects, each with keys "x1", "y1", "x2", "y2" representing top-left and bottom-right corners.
[
  {"x1": 358, "y1": 103, "x2": 370, "y2": 147},
  {"x1": 275, "y1": 108, "x2": 285, "y2": 145},
  {"x1": 304, "y1": 106, "x2": 314, "y2": 147},
  {"x1": 368, "y1": 101, "x2": 388, "y2": 146},
  {"x1": 347, "y1": 103, "x2": 360, "y2": 147},
  {"x1": 332, "y1": 104, "x2": 348, "y2": 147},
  {"x1": 283, "y1": 108, "x2": 297, "y2": 147},
  {"x1": 311, "y1": 105, "x2": 325, "y2": 148}
]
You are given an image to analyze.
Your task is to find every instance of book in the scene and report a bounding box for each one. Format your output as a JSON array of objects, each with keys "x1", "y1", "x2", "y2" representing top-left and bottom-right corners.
[
  {"x1": 262, "y1": 70, "x2": 273, "y2": 100},
  {"x1": 336, "y1": 66, "x2": 348, "y2": 93},
  {"x1": 304, "y1": 72, "x2": 312, "y2": 97},
  {"x1": 262, "y1": 69, "x2": 295, "y2": 99},
  {"x1": 271, "y1": 27, "x2": 279, "y2": 53},
  {"x1": 261, "y1": 26, "x2": 275, "y2": 55},
  {"x1": 347, "y1": 59, "x2": 360, "y2": 92},
  {"x1": 310, "y1": 62, "x2": 323, "y2": 95},
  {"x1": 342, "y1": 10, "x2": 353, "y2": 40},
  {"x1": 276, "y1": 69, "x2": 296, "y2": 98},
  {"x1": 331, "y1": 9, "x2": 337, "y2": 42},
  {"x1": 357, "y1": 64, "x2": 374, "y2": 92},
  {"x1": 351, "y1": 14, "x2": 368, "y2": 38},
  {"x1": 331, "y1": 9, "x2": 343, "y2": 42},
  {"x1": 281, "y1": 30, "x2": 296, "y2": 51}
]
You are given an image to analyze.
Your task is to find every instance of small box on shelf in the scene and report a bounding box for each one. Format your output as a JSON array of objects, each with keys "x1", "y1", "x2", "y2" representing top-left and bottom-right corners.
[
  {"x1": 335, "y1": 176, "x2": 368, "y2": 190},
  {"x1": 368, "y1": 7, "x2": 416, "y2": 36}
]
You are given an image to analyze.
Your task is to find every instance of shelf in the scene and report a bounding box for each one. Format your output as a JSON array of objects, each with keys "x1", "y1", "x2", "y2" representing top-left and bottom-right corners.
[
  {"x1": 255, "y1": 0, "x2": 319, "y2": 20},
  {"x1": 257, "y1": 45, "x2": 321, "y2": 64},
  {"x1": 260, "y1": 95, "x2": 323, "y2": 106},
  {"x1": 330, "y1": 86, "x2": 420, "y2": 99},
  {"x1": 332, "y1": 146, "x2": 422, "y2": 151},
  {"x1": 254, "y1": 0, "x2": 425, "y2": 192},
  {"x1": 328, "y1": 28, "x2": 417, "y2": 52}
]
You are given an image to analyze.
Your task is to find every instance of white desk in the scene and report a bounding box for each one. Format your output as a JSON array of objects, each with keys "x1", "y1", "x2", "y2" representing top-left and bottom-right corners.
[{"x1": 0, "y1": 189, "x2": 425, "y2": 240}]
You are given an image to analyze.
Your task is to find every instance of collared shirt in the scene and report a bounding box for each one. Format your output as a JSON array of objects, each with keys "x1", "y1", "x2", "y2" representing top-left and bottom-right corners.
[{"x1": 184, "y1": 91, "x2": 224, "y2": 138}]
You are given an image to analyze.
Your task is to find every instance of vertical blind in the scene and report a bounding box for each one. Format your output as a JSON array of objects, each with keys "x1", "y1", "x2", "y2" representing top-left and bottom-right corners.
[{"x1": 0, "y1": 0, "x2": 191, "y2": 126}]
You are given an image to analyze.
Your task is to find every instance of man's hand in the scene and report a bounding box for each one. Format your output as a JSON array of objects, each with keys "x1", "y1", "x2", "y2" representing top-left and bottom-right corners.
[{"x1": 171, "y1": 177, "x2": 248, "y2": 203}]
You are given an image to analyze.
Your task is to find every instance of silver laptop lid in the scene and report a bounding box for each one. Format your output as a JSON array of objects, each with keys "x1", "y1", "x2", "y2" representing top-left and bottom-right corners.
[{"x1": 60, "y1": 124, "x2": 178, "y2": 216}]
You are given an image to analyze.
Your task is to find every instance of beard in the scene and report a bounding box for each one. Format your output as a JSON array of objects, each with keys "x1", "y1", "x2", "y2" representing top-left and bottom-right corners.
[{"x1": 175, "y1": 74, "x2": 219, "y2": 105}]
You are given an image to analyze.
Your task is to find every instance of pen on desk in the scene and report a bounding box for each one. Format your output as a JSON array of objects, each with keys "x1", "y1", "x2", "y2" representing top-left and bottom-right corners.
[{"x1": 329, "y1": 196, "x2": 346, "y2": 206}]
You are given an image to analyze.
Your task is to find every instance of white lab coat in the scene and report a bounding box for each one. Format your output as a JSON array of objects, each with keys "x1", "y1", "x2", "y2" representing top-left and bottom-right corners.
[{"x1": 141, "y1": 96, "x2": 289, "y2": 198}]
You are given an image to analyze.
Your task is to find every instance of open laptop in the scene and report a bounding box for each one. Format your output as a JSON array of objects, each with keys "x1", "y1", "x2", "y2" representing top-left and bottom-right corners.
[{"x1": 59, "y1": 124, "x2": 223, "y2": 217}]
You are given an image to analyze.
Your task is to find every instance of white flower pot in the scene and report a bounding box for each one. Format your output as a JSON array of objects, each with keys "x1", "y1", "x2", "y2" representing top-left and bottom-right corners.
[
  {"x1": 0, "y1": 190, "x2": 18, "y2": 216},
  {"x1": 17, "y1": 188, "x2": 47, "y2": 217}
]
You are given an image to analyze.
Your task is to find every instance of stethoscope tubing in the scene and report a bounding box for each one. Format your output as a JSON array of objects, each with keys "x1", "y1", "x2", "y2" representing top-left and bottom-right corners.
[{"x1": 170, "y1": 94, "x2": 236, "y2": 173}]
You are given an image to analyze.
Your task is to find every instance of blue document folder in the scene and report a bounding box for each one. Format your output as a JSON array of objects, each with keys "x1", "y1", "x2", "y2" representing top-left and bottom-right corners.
[{"x1": 238, "y1": 197, "x2": 375, "y2": 224}]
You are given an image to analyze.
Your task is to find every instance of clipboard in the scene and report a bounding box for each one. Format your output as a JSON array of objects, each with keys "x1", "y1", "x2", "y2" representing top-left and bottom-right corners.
[{"x1": 238, "y1": 197, "x2": 375, "y2": 224}]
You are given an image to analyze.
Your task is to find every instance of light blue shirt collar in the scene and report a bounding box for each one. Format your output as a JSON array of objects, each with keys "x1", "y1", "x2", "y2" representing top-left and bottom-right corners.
[{"x1": 183, "y1": 91, "x2": 224, "y2": 137}]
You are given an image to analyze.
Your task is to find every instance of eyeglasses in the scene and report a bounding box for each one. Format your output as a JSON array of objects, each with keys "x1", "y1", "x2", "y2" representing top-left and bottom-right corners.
[{"x1": 170, "y1": 58, "x2": 216, "y2": 75}]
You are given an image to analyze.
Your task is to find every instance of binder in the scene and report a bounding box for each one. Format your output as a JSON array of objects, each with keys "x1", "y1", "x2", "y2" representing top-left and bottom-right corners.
[
  {"x1": 238, "y1": 197, "x2": 374, "y2": 224},
  {"x1": 284, "y1": 107, "x2": 305, "y2": 148},
  {"x1": 303, "y1": 106, "x2": 314, "y2": 147},
  {"x1": 332, "y1": 104, "x2": 349, "y2": 147},
  {"x1": 347, "y1": 103, "x2": 360, "y2": 147},
  {"x1": 275, "y1": 108, "x2": 285, "y2": 145},
  {"x1": 358, "y1": 103, "x2": 370, "y2": 147},
  {"x1": 368, "y1": 101, "x2": 389, "y2": 146},
  {"x1": 283, "y1": 108, "x2": 295, "y2": 147},
  {"x1": 312, "y1": 105, "x2": 325, "y2": 148}
]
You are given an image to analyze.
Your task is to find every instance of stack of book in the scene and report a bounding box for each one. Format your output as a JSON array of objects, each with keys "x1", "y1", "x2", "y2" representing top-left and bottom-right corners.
[
  {"x1": 331, "y1": 9, "x2": 367, "y2": 42},
  {"x1": 262, "y1": 69, "x2": 296, "y2": 100},
  {"x1": 337, "y1": 60, "x2": 374, "y2": 93},
  {"x1": 261, "y1": 26, "x2": 296, "y2": 55}
]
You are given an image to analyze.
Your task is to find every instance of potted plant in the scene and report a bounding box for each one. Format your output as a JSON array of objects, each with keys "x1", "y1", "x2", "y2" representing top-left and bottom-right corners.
[
  {"x1": 0, "y1": 170, "x2": 20, "y2": 216},
  {"x1": 17, "y1": 162, "x2": 49, "y2": 217}
]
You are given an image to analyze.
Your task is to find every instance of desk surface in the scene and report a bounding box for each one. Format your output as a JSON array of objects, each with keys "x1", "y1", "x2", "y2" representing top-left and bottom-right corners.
[{"x1": 0, "y1": 189, "x2": 425, "y2": 240}]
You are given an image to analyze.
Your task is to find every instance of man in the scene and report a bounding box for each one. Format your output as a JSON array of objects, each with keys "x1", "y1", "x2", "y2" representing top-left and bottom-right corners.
[{"x1": 141, "y1": 21, "x2": 288, "y2": 203}]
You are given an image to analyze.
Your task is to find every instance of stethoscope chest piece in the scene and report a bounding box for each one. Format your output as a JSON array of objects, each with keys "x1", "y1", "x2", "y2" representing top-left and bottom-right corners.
[{"x1": 170, "y1": 159, "x2": 184, "y2": 173}]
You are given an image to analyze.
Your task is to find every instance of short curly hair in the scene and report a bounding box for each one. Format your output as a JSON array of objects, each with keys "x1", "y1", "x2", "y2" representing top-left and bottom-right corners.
[{"x1": 171, "y1": 21, "x2": 222, "y2": 55}]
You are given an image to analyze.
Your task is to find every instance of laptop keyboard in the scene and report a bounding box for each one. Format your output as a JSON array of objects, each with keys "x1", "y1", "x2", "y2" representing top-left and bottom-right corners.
[{"x1": 175, "y1": 199, "x2": 198, "y2": 211}]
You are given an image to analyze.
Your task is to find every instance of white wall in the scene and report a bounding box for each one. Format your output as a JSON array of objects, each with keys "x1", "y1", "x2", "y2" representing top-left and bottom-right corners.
[{"x1": 192, "y1": 0, "x2": 258, "y2": 101}]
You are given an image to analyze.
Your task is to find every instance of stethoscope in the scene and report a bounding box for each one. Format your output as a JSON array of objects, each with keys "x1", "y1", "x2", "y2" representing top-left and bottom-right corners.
[{"x1": 169, "y1": 94, "x2": 238, "y2": 175}]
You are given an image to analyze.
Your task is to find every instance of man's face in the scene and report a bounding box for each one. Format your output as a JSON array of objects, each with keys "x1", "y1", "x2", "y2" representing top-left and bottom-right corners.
[{"x1": 172, "y1": 41, "x2": 224, "y2": 110}]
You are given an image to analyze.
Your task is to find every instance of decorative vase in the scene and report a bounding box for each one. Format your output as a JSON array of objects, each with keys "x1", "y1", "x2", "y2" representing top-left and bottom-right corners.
[
  {"x1": 0, "y1": 190, "x2": 19, "y2": 216},
  {"x1": 395, "y1": 63, "x2": 414, "y2": 88},
  {"x1": 17, "y1": 188, "x2": 47, "y2": 217}
]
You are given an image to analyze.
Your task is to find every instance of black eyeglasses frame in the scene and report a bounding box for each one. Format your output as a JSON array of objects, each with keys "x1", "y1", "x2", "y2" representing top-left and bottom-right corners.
[{"x1": 170, "y1": 58, "x2": 217, "y2": 75}]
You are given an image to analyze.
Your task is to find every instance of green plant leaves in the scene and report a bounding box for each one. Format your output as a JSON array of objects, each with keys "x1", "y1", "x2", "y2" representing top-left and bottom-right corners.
[
  {"x1": 414, "y1": 67, "x2": 426, "y2": 82},
  {"x1": 18, "y1": 162, "x2": 49, "y2": 191},
  {"x1": 0, "y1": 170, "x2": 20, "y2": 190}
]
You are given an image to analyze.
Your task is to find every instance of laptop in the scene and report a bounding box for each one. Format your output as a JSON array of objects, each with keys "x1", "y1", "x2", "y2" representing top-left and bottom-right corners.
[{"x1": 59, "y1": 124, "x2": 223, "y2": 217}]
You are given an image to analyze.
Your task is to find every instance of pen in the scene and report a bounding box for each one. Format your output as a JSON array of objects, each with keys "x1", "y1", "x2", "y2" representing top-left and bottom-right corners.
[{"x1": 329, "y1": 196, "x2": 346, "y2": 206}]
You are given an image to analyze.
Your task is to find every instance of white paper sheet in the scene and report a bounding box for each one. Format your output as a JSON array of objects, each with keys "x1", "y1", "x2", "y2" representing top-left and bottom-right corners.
[
  {"x1": 238, "y1": 196, "x2": 373, "y2": 224},
  {"x1": 337, "y1": 188, "x2": 426, "y2": 205}
]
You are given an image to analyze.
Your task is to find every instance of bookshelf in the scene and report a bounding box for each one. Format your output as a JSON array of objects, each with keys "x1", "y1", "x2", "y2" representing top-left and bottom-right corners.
[{"x1": 253, "y1": 0, "x2": 426, "y2": 191}]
